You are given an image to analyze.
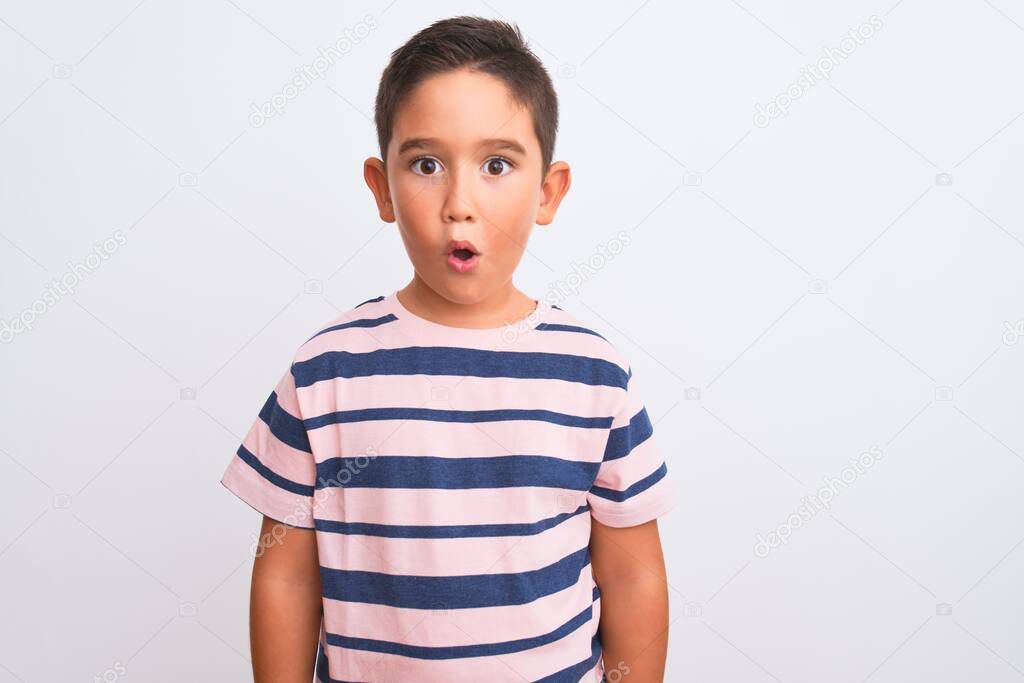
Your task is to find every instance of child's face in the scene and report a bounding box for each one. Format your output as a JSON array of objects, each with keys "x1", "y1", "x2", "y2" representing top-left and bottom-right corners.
[{"x1": 365, "y1": 68, "x2": 570, "y2": 304}]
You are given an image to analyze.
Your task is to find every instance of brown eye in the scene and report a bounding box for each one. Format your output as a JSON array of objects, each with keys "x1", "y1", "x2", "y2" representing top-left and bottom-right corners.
[
  {"x1": 411, "y1": 157, "x2": 443, "y2": 176},
  {"x1": 483, "y1": 157, "x2": 513, "y2": 176}
]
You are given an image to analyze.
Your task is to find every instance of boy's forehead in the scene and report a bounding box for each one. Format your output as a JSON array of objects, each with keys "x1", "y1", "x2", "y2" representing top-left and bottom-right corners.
[{"x1": 390, "y1": 69, "x2": 539, "y2": 156}]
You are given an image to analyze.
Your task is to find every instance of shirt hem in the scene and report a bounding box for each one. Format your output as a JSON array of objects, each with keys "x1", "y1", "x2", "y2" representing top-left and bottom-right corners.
[
  {"x1": 221, "y1": 465, "x2": 315, "y2": 530},
  {"x1": 590, "y1": 493, "x2": 676, "y2": 528}
]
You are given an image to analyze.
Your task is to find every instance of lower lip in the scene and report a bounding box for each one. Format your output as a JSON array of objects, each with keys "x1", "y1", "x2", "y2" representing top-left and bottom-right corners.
[{"x1": 447, "y1": 252, "x2": 479, "y2": 273}]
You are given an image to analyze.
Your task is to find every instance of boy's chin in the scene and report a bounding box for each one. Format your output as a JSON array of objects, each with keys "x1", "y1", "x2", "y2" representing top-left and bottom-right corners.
[{"x1": 418, "y1": 275, "x2": 509, "y2": 305}]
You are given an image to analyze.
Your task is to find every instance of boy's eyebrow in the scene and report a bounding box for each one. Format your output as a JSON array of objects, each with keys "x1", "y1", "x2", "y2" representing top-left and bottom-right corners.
[
  {"x1": 396, "y1": 137, "x2": 439, "y2": 155},
  {"x1": 481, "y1": 138, "x2": 527, "y2": 155},
  {"x1": 396, "y1": 137, "x2": 527, "y2": 156}
]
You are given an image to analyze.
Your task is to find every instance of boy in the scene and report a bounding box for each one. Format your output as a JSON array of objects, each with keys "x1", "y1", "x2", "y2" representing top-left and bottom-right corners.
[{"x1": 220, "y1": 15, "x2": 675, "y2": 682}]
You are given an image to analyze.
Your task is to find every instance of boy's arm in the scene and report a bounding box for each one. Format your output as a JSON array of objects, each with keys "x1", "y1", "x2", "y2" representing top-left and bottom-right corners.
[
  {"x1": 250, "y1": 514, "x2": 322, "y2": 683},
  {"x1": 589, "y1": 518, "x2": 670, "y2": 682}
]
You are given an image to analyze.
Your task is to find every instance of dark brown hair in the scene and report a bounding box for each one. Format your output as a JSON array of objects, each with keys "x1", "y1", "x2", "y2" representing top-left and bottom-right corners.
[{"x1": 374, "y1": 16, "x2": 559, "y2": 176}]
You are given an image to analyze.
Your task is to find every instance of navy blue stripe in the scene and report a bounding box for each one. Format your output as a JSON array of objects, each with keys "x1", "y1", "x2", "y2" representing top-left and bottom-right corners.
[
  {"x1": 536, "y1": 633, "x2": 603, "y2": 682},
  {"x1": 552, "y1": 304, "x2": 563, "y2": 310},
  {"x1": 314, "y1": 504, "x2": 591, "y2": 539},
  {"x1": 236, "y1": 444, "x2": 314, "y2": 497},
  {"x1": 589, "y1": 462, "x2": 668, "y2": 502},
  {"x1": 325, "y1": 604, "x2": 593, "y2": 659},
  {"x1": 292, "y1": 347, "x2": 629, "y2": 389},
  {"x1": 304, "y1": 406, "x2": 612, "y2": 431},
  {"x1": 593, "y1": 584, "x2": 601, "y2": 601},
  {"x1": 258, "y1": 389, "x2": 312, "y2": 453},
  {"x1": 315, "y1": 455, "x2": 600, "y2": 491},
  {"x1": 603, "y1": 406, "x2": 654, "y2": 461},
  {"x1": 306, "y1": 313, "x2": 398, "y2": 342},
  {"x1": 319, "y1": 546, "x2": 590, "y2": 608},
  {"x1": 535, "y1": 322, "x2": 607, "y2": 340},
  {"x1": 355, "y1": 295, "x2": 384, "y2": 308}
]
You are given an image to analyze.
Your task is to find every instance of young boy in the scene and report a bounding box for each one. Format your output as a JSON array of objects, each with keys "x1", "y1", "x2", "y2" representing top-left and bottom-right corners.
[{"x1": 220, "y1": 15, "x2": 675, "y2": 682}]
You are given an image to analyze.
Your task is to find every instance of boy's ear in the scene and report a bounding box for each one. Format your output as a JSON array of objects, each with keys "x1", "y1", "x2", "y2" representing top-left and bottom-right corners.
[
  {"x1": 364, "y1": 157, "x2": 395, "y2": 223},
  {"x1": 536, "y1": 161, "x2": 571, "y2": 226}
]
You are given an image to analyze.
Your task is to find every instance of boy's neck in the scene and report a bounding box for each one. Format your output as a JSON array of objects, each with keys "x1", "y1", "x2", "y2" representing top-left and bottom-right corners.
[{"x1": 396, "y1": 277, "x2": 538, "y2": 329}]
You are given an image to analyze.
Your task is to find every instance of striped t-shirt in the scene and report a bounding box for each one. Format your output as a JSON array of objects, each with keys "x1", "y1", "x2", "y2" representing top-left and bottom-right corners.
[{"x1": 220, "y1": 290, "x2": 675, "y2": 682}]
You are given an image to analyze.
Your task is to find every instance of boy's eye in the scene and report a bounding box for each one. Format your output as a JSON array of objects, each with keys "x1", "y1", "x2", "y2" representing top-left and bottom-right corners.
[
  {"x1": 410, "y1": 156, "x2": 444, "y2": 176},
  {"x1": 482, "y1": 157, "x2": 513, "y2": 176}
]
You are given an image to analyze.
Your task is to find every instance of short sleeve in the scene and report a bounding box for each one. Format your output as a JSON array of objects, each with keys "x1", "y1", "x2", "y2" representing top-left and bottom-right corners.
[
  {"x1": 219, "y1": 362, "x2": 317, "y2": 529},
  {"x1": 587, "y1": 364, "x2": 676, "y2": 528}
]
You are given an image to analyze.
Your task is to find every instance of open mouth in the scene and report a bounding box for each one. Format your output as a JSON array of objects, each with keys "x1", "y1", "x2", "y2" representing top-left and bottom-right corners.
[{"x1": 446, "y1": 240, "x2": 480, "y2": 273}]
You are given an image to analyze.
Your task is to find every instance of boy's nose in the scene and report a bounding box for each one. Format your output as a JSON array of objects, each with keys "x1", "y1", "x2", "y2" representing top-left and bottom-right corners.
[{"x1": 441, "y1": 178, "x2": 476, "y2": 224}]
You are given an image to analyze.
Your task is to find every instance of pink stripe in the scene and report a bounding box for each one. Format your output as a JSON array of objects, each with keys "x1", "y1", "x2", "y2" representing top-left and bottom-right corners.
[
  {"x1": 243, "y1": 418, "x2": 315, "y2": 485},
  {"x1": 300, "y1": 373, "x2": 622, "y2": 419},
  {"x1": 316, "y1": 509, "x2": 590, "y2": 575},
  {"x1": 221, "y1": 455, "x2": 314, "y2": 527},
  {"x1": 306, "y1": 419, "x2": 607, "y2": 462},
  {"x1": 593, "y1": 436, "x2": 663, "y2": 491},
  {"x1": 611, "y1": 392, "x2": 643, "y2": 429}
]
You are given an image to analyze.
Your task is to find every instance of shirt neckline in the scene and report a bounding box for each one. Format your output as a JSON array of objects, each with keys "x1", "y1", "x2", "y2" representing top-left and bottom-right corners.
[{"x1": 383, "y1": 289, "x2": 553, "y2": 345}]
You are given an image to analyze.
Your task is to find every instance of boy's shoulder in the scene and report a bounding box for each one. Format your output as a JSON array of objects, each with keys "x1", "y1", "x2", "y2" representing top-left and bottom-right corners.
[
  {"x1": 289, "y1": 293, "x2": 392, "y2": 363},
  {"x1": 538, "y1": 303, "x2": 634, "y2": 384}
]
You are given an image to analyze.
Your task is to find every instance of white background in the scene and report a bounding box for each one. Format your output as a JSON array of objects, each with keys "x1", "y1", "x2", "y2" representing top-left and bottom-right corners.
[{"x1": 1, "y1": 1, "x2": 1023, "y2": 681}]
